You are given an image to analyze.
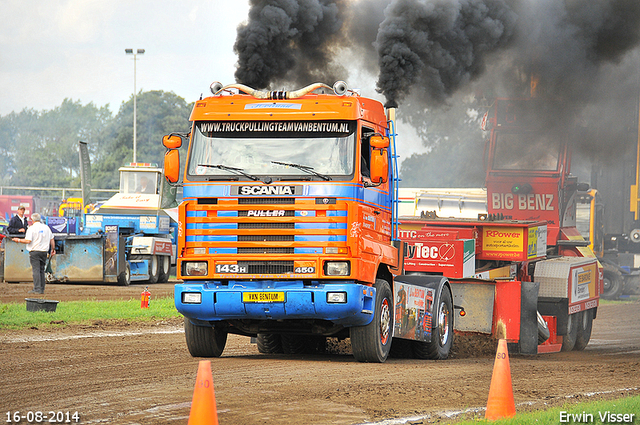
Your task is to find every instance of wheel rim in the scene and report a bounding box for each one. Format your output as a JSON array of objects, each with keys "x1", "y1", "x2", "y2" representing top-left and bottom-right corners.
[
  {"x1": 380, "y1": 298, "x2": 390, "y2": 345},
  {"x1": 438, "y1": 301, "x2": 450, "y2": 346},
  {"x1": 150, "y1": 256, "x2": 158, "y2": 275},
  {"x1": 162, "y1": 256, "x2": 170, "y2": 273},
  {"x1": 603, "y1": 277, "x2": 611, "y2": 291}
]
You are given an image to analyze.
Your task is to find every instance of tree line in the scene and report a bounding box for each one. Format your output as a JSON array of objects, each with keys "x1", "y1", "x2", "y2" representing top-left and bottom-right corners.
[
  {"x1": 0, "y1": 91, "x2": 193, "y2": 191},
  {"x1": 0, "y1": 89, "x2": 490, "y2": 193}
]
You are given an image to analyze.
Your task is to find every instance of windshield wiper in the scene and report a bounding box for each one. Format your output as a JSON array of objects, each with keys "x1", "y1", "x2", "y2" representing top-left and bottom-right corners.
[
  {"x1": 271, "y1": 161, "x2": 332, "y2": 181},
  {"x1": 198, "y1": 164, "x2": 260, "y2": 181}
]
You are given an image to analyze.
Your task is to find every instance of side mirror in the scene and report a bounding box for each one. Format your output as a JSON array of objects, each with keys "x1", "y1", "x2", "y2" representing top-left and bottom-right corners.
[
  {"x1": 163, "y1": 134, "x2": 182, "y2": 149},
  {"x1": 370, "y1": 147, "x2": 388, "y2": 184},
  {"x1": 370, "y1": 135, "x2": 389, "y2": 149},
  {"x1": 164, "y1": 149, "x2": 180, "y2": 183}
]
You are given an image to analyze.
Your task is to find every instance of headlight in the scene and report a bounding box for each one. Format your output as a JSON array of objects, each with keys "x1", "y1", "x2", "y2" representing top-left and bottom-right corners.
[
  {"x1": 327, "y1": 292, "x2": 347, "y2": 303},
  {"x1": 182, "y1": 292, "x2": 202, "y2": 304},
  {"x1": 324, "y1": 261, "x2": 350, "y2": 276},
  {"x1": 184, "y1": 261, "x2": 208, "y2": 276}
]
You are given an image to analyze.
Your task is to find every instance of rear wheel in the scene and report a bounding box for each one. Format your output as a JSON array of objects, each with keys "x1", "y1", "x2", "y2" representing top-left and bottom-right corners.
[
  {"x1": 561, "y1": 312, "x2": 579, "y2": 351},
  {"x1": 158, "y1": 256, "x2": 171, "y2": 283},
  {"x1": 184, "y1": 318, "x2": 227, "y2": 357},
  {"x1": 256, "y1": 333, "x2": 283, "y2": 354},
  {"x1": 537, "y1": 311, "x2": 550, "y2": 344},
  {"x1": 574, "y1": 309, "x2": 594, "y2": 351},
  {"x1": 413, "y1": 287, "x2": 453, "y2": 360},
  {"x1": 281, "y1": 334, "x2": 306, "y2": 354},
  {"x1": 117, "y1": 263, "x2": 131, "y2": 286},
  {"x1": 602, "y1": 267, "x2": 624, "y2": 300},
  {"x1": 389, "y1": 338, "x2": 414, "y2": 359},
  {"x1": 280, "y1": 334, "x2": 326, "y2": 354},
  {"x1": 148, "y1": 255, "x2": 159, "y2": 284},
  {"x1": 350, "y1": 279, "x2": 392, "y2": 363}
]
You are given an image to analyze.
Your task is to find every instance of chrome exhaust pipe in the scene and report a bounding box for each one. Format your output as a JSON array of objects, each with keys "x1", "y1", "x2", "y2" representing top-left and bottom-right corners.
[{"x1": 211, "y1": 82, "x2": 348, "y2": 99}]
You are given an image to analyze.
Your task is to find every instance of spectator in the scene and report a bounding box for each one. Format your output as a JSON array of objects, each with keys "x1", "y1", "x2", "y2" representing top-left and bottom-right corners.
[
  {"x1": 136, "y1": 176, "x2": 155, "y2": 194},
  {"x1": 7, "y1": 206, "x2": 28, "y2": 237},
  {"x1": 12, "y1": 213, "x2": 55, "y2": 294}
]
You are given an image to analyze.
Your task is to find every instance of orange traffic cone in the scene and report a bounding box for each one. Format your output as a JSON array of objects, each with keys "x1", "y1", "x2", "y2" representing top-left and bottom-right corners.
[
  {"x1": 485, "y1": 339, "x2": 516, "y2": 420},
  {"x1": 188, "y1": 360, "x2": 219, "y2": 425}
]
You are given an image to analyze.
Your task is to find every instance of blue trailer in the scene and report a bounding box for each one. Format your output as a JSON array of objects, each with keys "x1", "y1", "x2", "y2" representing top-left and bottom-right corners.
[{"x1": 3, "y1": 164, "x2": 178, "y2": 285}]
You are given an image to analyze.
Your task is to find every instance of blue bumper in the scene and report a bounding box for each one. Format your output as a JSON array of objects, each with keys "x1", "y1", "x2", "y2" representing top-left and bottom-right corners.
[{"x1": 175, "y1": 280, "x2": 376, "y2": 327}]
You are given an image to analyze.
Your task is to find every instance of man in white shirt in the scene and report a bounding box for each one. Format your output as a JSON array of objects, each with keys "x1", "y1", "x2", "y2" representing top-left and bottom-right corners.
[{"x1": 12, "y1": 213, "x2": 55, "y2": 294}]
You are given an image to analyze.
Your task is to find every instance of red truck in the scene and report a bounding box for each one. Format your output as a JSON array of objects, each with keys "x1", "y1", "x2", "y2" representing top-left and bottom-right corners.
[{"x1": 398, "y1": 97, "x2": 601, "y2": 354}]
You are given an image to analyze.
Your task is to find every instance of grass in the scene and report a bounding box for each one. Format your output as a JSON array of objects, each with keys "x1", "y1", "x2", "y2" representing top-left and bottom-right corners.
[
  {"x1": 0, "y1": 296, "x2": 181, "y2": 329},
  {"x1": 448, "y1": 395, "x2": 640, "y2": 424},
  {"x1": 599, "y1": 295, "x2": 639, "y2": 305}
]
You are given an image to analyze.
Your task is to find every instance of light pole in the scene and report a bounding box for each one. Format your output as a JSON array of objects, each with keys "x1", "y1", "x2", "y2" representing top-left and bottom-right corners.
[{"x1": 125, "y1": 48, "x2": 145, "y2": 162}]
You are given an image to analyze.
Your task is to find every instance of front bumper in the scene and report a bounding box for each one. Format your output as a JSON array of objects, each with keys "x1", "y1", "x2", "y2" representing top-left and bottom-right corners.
[{"x1": 175, "y1": 280, "x2": 375, "y2": 327}]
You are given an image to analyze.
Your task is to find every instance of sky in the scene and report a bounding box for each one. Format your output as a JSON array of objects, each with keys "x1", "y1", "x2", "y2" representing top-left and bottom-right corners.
[
  {"x1": 0, "y1": 0, "x2": 427, "y2": 159},
  {"x1": 0, "y1": 0, "x2": 251, "y2": 116}
]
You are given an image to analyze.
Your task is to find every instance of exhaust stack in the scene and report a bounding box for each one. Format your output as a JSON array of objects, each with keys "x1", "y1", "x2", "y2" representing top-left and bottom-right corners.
[{"x1": 210, "y1": 82, "x2": 351, "y2": 99}]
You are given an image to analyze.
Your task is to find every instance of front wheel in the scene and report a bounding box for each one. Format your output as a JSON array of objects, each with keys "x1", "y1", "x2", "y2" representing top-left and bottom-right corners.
[
  {"x1": 413, "y1": 287, "x2": 453, "y2": 360},
  {"x1": 184, "y1": 318, "x2": 227, "y2": 357},
  {"x1": 350, "y1": 279, "x2": 393, "y2": 363},
  {"x1": 117, "y1": 262, "x2": 131, "y2": 286}
]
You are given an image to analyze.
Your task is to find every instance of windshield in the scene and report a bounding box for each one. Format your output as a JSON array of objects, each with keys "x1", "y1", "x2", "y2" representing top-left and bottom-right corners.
[
  {"x1": 576, "y1": 203, "x2": 591, "y2": 240},
  {"x1": 188, "y1": 121, "x2": 356, "y2": 180},
  {"x1": 492, "y1": 131, "x2": 561, "y2": 171},
  {"x1": 120, "y1": 171, "x2": 159, "y2": 194}
]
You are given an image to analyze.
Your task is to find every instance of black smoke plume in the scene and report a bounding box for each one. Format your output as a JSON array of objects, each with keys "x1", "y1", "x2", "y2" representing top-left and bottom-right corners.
[
  {"x1": 375, "y1": 0, "x2": 517, "y2": 107},
  {"x1": 234, "y1": 0, "x2": 345, "y2": 89},
  {"x1": 234, "y1": 0, "x2": 640, "y2": 107}
]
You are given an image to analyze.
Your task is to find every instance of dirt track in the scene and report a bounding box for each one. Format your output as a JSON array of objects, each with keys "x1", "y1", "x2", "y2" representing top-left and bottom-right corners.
[{"x1": 1, "y1": 281, "x2": 639, "y2": 424}]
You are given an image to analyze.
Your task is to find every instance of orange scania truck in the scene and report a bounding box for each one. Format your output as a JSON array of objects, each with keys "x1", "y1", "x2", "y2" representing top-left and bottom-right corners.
[{"x1": 164, "y1": 81, "x2": 456, "y2": 363}]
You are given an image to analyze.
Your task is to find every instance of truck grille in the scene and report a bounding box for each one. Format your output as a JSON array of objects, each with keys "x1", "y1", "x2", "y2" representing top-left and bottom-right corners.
[
  {"x1": 238, "y1": 235, "x2": 294, "y2": 242},
  {"x1": 186, "y1": 197, "x2": 349, "y2": 268},
  {"x1": 237, "y1": 261, "x2": 294, "y2": 274},
  {"x1": 238, "y1": 247, "x2": 295, "y2": 254},
  {"x1": 238, "y1": 223, "x2": 295, "y2": 229},
  {"x1": 238, "y1": 197, "x2": 295, "y2": 205}
]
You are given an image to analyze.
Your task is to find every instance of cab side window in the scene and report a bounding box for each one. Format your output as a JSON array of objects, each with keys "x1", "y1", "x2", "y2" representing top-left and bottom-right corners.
[{"x1": 361, "y1": 128, "x2": 373, "y2": 179}]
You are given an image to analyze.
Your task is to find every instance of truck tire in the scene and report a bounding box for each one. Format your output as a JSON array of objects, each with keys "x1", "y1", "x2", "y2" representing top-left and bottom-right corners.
[
  {"x1": 117, "y1": 263, "x2": 131, "y2": 286},
  {"x1": 561, "y1": 312, "x2": 579, "y2": 352},
  {"x1": 350, "y1": 279, "x2": 392, "y2": 363},
  {"x1": 602, "y1": 267, "x2": 623, "y2": 300},
  {"x1": 280, "y1": 335, "x2": 326, "y2": 354},
  {"x1": 574, "y1": 309, "x2": 593, "y2": 351},
  {"x1": 412, "y1": 287, "x2": 453, "y2": 360},
  {"x1": 184, "y1": 318, "x2": 227, "y2": 357},
  {"x1": 281, "y1": 334, "x2": 306, "y2": 354},
  {"x1": 538, "y1": 311, "x2": 550, "y2": 344},
  {"x1": 158, "y1": 256, "x2": 171, "y2": 283},
  {"x1": 256, "y1": 333, "x2": 283, "y2": 354},
  {"x1": 148, "y1": 255, "x2": 160, "y2": 284}
]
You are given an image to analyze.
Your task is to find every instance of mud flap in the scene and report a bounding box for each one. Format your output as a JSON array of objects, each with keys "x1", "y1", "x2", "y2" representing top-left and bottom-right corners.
[{"x1": 519, "y1": 281, "x2": 539, "y2": 355}]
